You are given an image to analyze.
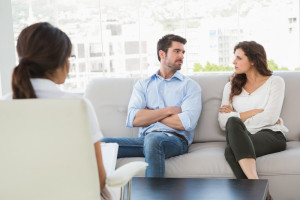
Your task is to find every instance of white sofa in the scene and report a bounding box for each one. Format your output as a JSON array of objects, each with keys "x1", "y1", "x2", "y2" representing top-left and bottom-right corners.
[{"x1": 85, "y1": 71, "x2": 300, "y2": 200}]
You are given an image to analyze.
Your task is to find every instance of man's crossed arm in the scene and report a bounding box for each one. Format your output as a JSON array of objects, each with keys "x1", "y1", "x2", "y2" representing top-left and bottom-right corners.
[{"x1": 132, "y1": 107, "x2": 184, "y2": 130}]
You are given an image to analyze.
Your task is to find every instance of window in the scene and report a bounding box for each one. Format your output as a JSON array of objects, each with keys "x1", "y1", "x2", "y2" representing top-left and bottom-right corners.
[
  {"x1": 77, "y1": 44, "x2": 85, "y2": 58},
  {"x1": 10, "y1": 0, "x2": 300, "y2": 92},
  {"x1": 90, "y1": 43, "x2": 103, "y2": 57}
]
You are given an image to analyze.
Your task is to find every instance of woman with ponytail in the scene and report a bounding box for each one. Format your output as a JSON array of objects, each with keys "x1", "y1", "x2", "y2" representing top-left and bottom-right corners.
[
  {"x1": 218, "y1": 41, "x2": 288, "y2": 200},
  {"x1": 3, "y1": 22, "x2": 112, "y2": 199}
]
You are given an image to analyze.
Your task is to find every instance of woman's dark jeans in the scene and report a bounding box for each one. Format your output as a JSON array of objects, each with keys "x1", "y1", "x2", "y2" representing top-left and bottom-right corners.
[{"x1": 225, "y1": 117, "x2": 286, "y2": 179}]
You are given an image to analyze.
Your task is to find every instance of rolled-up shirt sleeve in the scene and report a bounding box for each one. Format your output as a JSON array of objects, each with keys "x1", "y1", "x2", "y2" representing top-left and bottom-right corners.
[
  {"x1": 218, "y1": 82, "x2": 240, "y2": 131},
  {"x1": 177, "y1": 80, "x2": 202, "y2": 131},
  {"x1": 126, "y1": 80, "x2": 146, "y2": 128}
]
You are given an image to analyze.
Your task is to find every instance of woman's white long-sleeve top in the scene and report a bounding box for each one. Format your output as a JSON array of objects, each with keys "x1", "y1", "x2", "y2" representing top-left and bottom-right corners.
[{"x1": 218, "y1": 75, "x2": 288, "y2": 135}]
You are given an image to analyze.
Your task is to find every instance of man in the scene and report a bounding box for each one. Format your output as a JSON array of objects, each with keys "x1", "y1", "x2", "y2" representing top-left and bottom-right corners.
[{"x1": 102, "y1": 34, "x2": 202, "y2": 177}]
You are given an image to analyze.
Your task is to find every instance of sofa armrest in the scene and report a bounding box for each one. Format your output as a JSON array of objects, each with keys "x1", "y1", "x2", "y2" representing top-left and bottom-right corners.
[{"x1": 106, "y1": 161, "x2": 148, "y2": 187}]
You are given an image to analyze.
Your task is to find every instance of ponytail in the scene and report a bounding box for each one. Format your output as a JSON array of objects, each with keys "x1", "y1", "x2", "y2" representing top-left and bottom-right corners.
[
  {"x1": 13, "y1": 22, "x2": 72, "y2": 99},
  {"x1": 12, "y1": 58, "x2": 37, "y2": 99}
]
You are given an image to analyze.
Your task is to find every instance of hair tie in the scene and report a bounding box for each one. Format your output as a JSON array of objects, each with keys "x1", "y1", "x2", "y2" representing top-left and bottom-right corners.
[{"x1": 19, "y1": 57, "x2": 29, "y2": 65}]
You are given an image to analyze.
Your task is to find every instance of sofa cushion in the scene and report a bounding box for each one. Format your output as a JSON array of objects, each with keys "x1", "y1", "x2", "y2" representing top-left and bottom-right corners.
[
  {"x1": 116, "y1": 141, "x2": 300, "y2": 178},
  {"x1": 115, "y1": 142, "x2": 233, "y2": 177},
  {"x1": 257, "y1": 141, "x2": 300, "y2": 175}
]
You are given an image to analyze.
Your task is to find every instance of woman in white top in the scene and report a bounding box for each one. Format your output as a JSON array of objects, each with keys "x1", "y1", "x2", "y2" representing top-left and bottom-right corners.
[
  {"x1": 218, "y1": 41, "x2": 287, "y2": 200},
  {"x1": 10, "y1": 22, "x2": 108, "y2": 195}
]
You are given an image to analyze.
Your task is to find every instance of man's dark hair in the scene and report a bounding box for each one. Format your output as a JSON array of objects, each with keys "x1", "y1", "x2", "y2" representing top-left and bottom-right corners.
[{"x1": 157, "y1": 34, "x2": 187, "y2": 61}]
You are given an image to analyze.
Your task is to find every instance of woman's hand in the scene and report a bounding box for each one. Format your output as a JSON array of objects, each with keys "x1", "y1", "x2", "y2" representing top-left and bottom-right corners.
[
  {"x1": 219, "y1": 105, "x2": 233, "y2": 113},
  {"x1": 240, "y1": 109, "x2": 264, "y2": 122}
]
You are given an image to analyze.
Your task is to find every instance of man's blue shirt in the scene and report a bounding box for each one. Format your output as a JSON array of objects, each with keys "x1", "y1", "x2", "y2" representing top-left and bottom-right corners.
[{"x1": 126, "y1": 71, "x2": 202, "y2": 145}]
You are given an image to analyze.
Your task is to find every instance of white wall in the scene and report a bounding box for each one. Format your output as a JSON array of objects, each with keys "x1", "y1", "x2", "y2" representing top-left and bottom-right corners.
[{"x1": 0, "y1": 0, "x2": 16, "y2": 96}]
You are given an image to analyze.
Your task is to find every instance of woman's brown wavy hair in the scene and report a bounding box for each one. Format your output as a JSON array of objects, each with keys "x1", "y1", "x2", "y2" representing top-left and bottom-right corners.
[
  {"x1": 12, "y1": 22, "x2": 72, "y2": 99},
  {"x1": 229, "y1": 41, "x2": 272, "y2": 103}
]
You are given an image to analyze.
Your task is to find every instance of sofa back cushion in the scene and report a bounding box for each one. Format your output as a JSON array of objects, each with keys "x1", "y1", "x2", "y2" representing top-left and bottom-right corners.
[
  {"x1": 190, "y1": 73, "x2": 230, "y2": 142},
  {"x1": 85, "y1": 78, "x2": 139, "y2": 138},
  {"x1": 275, "y1": 71, "x2": 300, "y2": 141},
  {"x1": 85, "y1": 71, "x2": 300, "y2": 142}
]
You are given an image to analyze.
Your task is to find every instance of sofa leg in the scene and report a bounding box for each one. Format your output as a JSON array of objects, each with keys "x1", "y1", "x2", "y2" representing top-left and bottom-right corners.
[
  {"x1": 120, "y1": 180, "x2": 132, "y2": 200},
  {"x1": 121, "y1": 185, "x2": 125, "y2": 200},
  {"x1": 127, "y1": 179, "x2": 132, "y2": 200}
]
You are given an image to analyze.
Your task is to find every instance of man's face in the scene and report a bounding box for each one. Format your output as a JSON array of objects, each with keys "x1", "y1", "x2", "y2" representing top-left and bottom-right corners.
[{"x1": 162, "y1": 41, "x2": 185, "y2": 71}]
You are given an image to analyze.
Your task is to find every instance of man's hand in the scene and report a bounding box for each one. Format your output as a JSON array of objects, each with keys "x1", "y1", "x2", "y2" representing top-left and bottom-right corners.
[{"x1": 133, "y1": 106, "x2": 182, "y2": 127}]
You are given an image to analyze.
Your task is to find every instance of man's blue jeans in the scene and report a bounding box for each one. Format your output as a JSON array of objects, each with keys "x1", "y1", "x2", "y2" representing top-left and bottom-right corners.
[{"x1": 101, "y1": 132, "x2": 188, "y2": 177}]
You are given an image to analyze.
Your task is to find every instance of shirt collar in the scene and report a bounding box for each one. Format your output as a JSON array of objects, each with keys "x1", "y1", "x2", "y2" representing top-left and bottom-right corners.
[
  {"x1": 30, "y1": 78, "x2": 60, "y2": 92},
  {"x1": 152, "y1": 70, "x2": 184, "y2": 81}
]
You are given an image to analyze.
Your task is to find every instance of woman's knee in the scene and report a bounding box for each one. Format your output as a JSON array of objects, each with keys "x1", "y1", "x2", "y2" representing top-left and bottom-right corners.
[
  {"x1": 226, "y1": 117, "x2": 246, "y2": 134},
  {"x1": 226, "y1": 117, "x2": 242, "y2": 127}
]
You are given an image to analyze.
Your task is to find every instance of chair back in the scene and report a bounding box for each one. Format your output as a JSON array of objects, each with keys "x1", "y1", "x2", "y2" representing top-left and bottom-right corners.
[{"x1": 0, "y1": 99, "x2": 100, "y2": 200}]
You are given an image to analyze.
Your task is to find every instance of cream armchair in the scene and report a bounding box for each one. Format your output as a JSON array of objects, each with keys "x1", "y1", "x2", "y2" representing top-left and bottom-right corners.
[{"x1": 0, "y1": 99, "x2": 147, "y2": 200}]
